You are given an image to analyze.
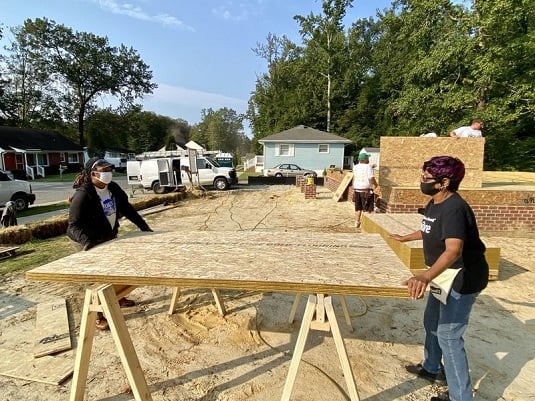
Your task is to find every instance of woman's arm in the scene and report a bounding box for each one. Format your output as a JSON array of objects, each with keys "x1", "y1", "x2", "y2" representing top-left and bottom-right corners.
[{"x1": 388, "y1": 230, "x2": 422, "y2": 242}]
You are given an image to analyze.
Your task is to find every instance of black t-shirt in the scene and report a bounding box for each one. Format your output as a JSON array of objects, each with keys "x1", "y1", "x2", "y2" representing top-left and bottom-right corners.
[{"x1": 421, "y1": 193, "x2": 489, "y2": 294}]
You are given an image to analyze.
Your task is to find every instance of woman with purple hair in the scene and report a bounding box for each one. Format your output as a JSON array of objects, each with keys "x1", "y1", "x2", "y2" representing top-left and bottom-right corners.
[{"x1": 389, "y1": 156, "x2": 489, "y2": 401}]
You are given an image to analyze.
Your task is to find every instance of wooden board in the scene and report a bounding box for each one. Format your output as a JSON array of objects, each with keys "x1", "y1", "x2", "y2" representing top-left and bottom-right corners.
[
  {"x1": 27, "y1": 231, "x2": 410, "y2": 298},
  {"x1": 361, "y1": 213, "x2": 500, "y2": 280},
  {"x1": 34, "y1": 298, "x2": 72, "y2": 358},
  {"x1": 0, "y1": 246, "x2": 19, "y2": 260},
  {"x1": 332, "y1": 172, "x2": 353, "y2": 202},
  {"x1": 0, "y1": 347, "x2": 73, "y2": 385}
]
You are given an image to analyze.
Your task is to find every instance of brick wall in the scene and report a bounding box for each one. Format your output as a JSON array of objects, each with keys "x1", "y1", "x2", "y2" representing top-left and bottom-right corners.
[{"x1": 325, "y1": 171, "x2": 535, "y2": 237}]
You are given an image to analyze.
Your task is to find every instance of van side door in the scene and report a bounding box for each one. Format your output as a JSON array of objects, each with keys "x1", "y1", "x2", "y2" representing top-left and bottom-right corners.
[
  {"x1": 157, "y1": 159, "x2": 173, "y2": 186},
  {"x1": 126, "y1": 161, "x2": 142, "y2": 185}
]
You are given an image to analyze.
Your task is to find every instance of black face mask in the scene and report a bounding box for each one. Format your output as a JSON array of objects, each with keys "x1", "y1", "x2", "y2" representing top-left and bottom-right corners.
[{"x1": 420, "y1": 181, "x2": 440, "y2": 196}]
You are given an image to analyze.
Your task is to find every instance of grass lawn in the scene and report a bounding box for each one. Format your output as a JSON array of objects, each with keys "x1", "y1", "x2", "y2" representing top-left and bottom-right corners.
[
  {"x1": 18, "y1": 202, "x2": 70, "y2": 218},
  {"x1": 238, "y1": 171, "x2": 262, "y2": 180},
  {"x1": 0, "y1": 236, "x2": 75, "y2": 275}
]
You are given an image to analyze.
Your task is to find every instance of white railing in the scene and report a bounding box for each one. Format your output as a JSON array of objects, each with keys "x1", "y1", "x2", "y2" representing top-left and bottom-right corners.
[
  {"x1": 244, "y1": 155, "x2": 264, "y2": 173},
  {"x1": 25, "y1": 165, "x2": 35, "y2": 180},
  {"x1": 37, "y1": 165, "x2": 45, "y2": 178}
]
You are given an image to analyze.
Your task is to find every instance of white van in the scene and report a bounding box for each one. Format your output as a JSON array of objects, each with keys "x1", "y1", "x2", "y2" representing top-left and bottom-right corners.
[{"x1": 127, "y1": 156, "x2": 238, "y2": 193}]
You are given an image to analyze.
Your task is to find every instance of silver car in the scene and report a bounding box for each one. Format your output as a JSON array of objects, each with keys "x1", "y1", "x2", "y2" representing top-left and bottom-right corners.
[{"x1": 265, "y1": 164, "x2": 317, "y2": 178}]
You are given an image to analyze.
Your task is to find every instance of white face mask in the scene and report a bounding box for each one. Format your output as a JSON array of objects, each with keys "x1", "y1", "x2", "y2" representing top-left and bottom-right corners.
[{"x1": 96, "y1": 171, "x2": 113, "y2": 185}]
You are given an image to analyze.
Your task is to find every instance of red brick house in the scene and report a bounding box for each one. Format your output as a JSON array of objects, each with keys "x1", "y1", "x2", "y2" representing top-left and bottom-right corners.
[{"x1": 0, "y1": 127, "x2": 83, "y2": 179}]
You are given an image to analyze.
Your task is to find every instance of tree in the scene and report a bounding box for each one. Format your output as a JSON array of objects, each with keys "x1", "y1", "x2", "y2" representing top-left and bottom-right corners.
[
  {"x1": 0, "y1": 26, "x2": 64, "y2": 128},
  {"x1": 247, "y1": 0, "x2": 534, "y2": 170},
  {"x1": 248, "y1": 33, "x2": 305, "y2": 141},
  {"x1": 193, "y1": 108, "x2": 249, "y2": 157},
  {"x1": 294, "y1": 0, "x2": 353, "y2": 132},
  {"x1": 14, "y1": 18, "x2": 157, "y2": 147}
]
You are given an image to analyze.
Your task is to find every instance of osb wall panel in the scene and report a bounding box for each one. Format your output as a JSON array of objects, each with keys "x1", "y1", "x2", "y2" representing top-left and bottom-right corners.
[{"x1": 379, "y1": 137, "x2": 485, "y2": 188}]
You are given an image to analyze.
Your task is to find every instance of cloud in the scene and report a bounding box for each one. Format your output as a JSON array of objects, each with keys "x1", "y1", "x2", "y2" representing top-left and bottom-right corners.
[
  {"x1": 149, "y1": 83, "x2": 247, "y2": 109},
  {"x1": 211, "y1": 1, "x2": 264, "y2": 22},
  {"x1": 91, "y1": 0, "x2": 195, "y2": 30},
  {"x1": 140, "y1": 83, "x2": 248, "y2": 122}
]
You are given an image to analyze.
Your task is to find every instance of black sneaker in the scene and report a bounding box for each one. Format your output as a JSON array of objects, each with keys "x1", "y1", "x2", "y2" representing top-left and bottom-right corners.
[{"x1": 406, "y1": 363, "x2": 447, "y2": 384}]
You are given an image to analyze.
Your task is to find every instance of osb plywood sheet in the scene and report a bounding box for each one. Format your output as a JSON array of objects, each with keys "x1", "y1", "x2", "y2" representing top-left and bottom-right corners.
[
  {"x1": 410, "y1": 267, "x2": 499, "y2": 281},
  {"x1": 0, "y1": 348, "x2": 73, "y2": 385},
  {"x1": 362, "y1": 213, "x2": 500, "y2": 279},
  {"x1": 333, "y1": 172, "x2": 353, "y2": 201},
  {"x1": 27, "y1": 231, "x2": 410, "y2": 298},
  {"x1": 379, "y1": 137, "x2": 485, "y2": 188},
  {"x1": 34, "y1": 299, "x2": 72, "y2": 358}
]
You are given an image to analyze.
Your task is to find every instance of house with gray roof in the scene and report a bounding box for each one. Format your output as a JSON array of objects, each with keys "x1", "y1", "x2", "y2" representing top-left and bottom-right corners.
[
  {"x1": 0, "y1": 127, "x2": 83, "y2": 179},
  {"x1": 258, "y1": 125, "x2": 352, "y2": 175}
]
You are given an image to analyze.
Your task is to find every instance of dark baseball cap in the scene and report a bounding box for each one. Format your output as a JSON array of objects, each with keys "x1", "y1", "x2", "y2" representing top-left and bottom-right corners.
[{"x1": 85, "y1": 157, "x2": 113, "y2": 170}]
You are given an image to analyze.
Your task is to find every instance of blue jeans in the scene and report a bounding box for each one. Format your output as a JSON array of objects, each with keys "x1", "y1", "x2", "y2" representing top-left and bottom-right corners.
[{"x1": 422, "y1": 289, "x2": 478, "y2": 401}]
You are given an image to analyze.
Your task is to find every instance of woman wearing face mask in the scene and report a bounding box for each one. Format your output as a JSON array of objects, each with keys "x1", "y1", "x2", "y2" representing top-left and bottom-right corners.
[
  {"x1": 67, "y1": 157, "x2": 153, "y2": 329},
  {"x1": 389, "y1": 156, "x2": 488, "y2": 401}
]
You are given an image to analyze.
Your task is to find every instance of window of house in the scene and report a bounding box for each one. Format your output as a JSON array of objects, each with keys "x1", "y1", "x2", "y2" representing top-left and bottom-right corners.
[
  {"x1": 37, "y1": 153, "x2": 49, "y2": 166},
  {"x1": 68, "y1": 153, "x2": 79, "y2": 163},
  {"x1": 318, "y1": 144, "x2": 329, "y2": 153},
  {"x1": 276, "y1": 144, "x2": 294, "y2": 156},
  {"x1": 60, "y1": 153, "x2": 66, "y2": 163}
]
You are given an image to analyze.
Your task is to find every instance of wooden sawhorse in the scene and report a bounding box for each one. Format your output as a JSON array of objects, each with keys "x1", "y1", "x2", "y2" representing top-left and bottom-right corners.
[
  {"x1": 281, "y1": 294, "x2": 360, "y2": 401},
  {"x1": 288, "y1": 293, "x2": 353, "y2": 331},
  {"x1": 168, "y1": 288, "x2": 226, "y2": 316},
  {"x1": 71, "y1": 288, "x2": 359, "y2": 401},
  {"x1": 71, "y1": 284, "x2": 152, "y2": 400}
]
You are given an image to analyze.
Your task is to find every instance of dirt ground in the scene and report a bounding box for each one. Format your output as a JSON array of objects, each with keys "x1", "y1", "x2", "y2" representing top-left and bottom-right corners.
[{"x1": 1, "y1": 185, "x2": 534, "y2": 401}]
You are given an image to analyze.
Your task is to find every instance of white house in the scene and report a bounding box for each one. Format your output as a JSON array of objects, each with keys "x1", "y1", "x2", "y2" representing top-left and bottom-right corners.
[{"x1": 259, "y1": 125, "x2": 352, "y2": 175}]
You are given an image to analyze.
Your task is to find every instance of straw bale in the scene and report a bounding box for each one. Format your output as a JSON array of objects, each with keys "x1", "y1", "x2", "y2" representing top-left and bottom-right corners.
[
  {"x1": 28, "y1": 215, "x2": 69, "y2": 240},
  {"x1": 0, "y1": 225, "x2": 32, "y2": 245}
]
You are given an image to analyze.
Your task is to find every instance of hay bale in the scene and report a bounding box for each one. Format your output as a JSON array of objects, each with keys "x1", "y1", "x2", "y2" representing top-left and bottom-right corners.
[
  {"x1": 0, "y1": 225, "x2": 32, "y2": 245},
  {"x1": 28, "y1": 214, "x2": 69, "y2": 240}
]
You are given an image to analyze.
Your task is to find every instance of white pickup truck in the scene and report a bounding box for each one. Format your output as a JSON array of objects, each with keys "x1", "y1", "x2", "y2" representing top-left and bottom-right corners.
[{"x1": 0, "y1": 170, "x2": 36, "y2": 210}]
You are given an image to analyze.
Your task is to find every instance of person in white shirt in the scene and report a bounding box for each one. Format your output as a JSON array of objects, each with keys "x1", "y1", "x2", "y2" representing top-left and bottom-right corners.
[
  {"x1": 449, "y1": 119, "x2": 484, "y2": 138},
  {"x1": 352, "y1": 153, "x2": 379, "y2": 228}
]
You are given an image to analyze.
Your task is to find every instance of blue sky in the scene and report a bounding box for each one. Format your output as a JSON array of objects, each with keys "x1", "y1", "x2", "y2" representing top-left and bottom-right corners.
[{"x1": 2, "y1": 0, "x2": 392, "y2": 132}]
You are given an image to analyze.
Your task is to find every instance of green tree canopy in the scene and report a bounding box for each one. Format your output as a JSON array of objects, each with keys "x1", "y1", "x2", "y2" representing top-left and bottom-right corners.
[
  {"x1": 11, "y1": 18, "x2": 157, "y2": 147},
  {"x1": 248, "y1": 0, "x2": 535, "y2": 170}
]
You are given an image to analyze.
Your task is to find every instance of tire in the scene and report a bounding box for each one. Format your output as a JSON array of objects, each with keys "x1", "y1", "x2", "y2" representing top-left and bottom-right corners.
[
  {"x1": 152, "y1": 181, "x2": 167, "y2": 194},
  {"x1": 213, "y1": 177, "x2": 229, "y2": 191},
  {"x1": 11, "y1": 195, "x2": 29, "y2": 211},
  {"x1": 275, "y1": 173, "x2": 283, "y2": 178}
]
